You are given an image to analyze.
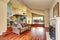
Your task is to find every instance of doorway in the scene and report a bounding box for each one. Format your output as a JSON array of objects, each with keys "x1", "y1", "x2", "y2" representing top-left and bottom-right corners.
[{"x1": 32, "y1": 13, "x2": 44, "y2": 27}]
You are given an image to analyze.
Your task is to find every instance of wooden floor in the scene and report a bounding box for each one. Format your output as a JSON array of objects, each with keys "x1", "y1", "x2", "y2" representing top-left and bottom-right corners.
[{"x1": 0, "y1": 27, "x2": 46, "y2": 40}]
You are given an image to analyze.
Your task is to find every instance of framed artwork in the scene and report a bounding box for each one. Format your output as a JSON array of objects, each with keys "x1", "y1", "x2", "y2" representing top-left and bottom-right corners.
[{"x1": 53, "y1": 2, "x2": 59, "y2": 17}]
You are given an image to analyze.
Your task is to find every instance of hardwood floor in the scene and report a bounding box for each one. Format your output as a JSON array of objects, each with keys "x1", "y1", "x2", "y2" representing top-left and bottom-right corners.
[
  {"x1": 0, "y1": 27, "x2": 46, "y2": 40},
  {"x1": 45, "y1": 27, "x2": 49, "y2": 32}
]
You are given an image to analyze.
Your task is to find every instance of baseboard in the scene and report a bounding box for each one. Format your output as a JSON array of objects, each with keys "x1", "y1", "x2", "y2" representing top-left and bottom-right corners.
[
  {"x1": 45, "y1": 27, "x2": 49, "y2": 32},
  {"x1": 0, "y1": 30, "x2": 7, "y2": 36},
  {"x1": 0, "y1": 32, "x2": 3, "y2": 35}
]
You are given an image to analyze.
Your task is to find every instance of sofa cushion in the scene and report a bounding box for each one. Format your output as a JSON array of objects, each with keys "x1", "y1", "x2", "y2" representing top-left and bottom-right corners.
[
  {"x1": 21, "y1": 23, "x2": 27, "y2": 27},
  {"x1": 21, "y1": 23, "x2": 25, "y2": 27},
  {"x1": 12, "y1": 27, "x2": 20, "y2": 34},
  {"x1": 17, "y1": 23, "x2": 22, "y2": 29}
]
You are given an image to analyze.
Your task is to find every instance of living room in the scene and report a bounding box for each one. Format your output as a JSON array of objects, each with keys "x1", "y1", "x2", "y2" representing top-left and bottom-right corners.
[{"x1": 0, "y1": 0, "x2": 60, "y2": 40}]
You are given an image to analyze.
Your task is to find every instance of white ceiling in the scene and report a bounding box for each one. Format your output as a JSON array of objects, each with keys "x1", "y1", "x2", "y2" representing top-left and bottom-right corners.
[{"x1": 21, "y1": 0, "x2": 53, "y2": 10}]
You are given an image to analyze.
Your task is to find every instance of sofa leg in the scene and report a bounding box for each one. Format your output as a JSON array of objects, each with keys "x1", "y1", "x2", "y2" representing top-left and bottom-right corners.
[
  {"x1": 29, "y1": 27, "x2": 31, "y2": 30},
  {"x1": 18, "y1": 28, "x2": 21, "y2": 34}
]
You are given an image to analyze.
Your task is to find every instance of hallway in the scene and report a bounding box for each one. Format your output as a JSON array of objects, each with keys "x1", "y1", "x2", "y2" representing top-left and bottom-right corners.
[{"x1": 0, "y1": 27, "x2": 46, "y2": 40}]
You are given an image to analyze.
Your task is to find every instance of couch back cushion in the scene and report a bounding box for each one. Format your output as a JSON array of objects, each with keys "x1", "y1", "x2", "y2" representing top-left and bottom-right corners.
[
  {"x1": 21, "y1": 23, "x2": 27, "y2": 27},
  {"x1": 17, "y1": 23, "x2": 22, "y2": 29}
]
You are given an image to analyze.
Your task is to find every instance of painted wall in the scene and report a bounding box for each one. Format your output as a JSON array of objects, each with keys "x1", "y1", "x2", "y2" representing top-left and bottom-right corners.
[
  {"x1": 59, "y1": 0, "x2": 60, "y2": 16},
  {"x1": 57, "y1": 0, "x2": 60, "y2": 40},
  {"x1": 0, "y1": 0, "x2": 9, "y2": 35},
  {"x1": 44, "y1": 10, "x2": 50, "y2": 27},
  {"x1": 27, "y1": 9, "x2": 32, "y2": 24},
  {"x1": 7, "y1": 2, "x2": 12, "y2": 17},
  {"x1": 10, "y1": 0, "x2": 27, "y2": 15}
]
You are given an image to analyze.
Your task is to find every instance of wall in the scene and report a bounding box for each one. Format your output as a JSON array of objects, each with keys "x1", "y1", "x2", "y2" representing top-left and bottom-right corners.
[
  {"x1": 10, "y1": 0, "x2": 27, "y2": 15},
  {"x1": 0, "y1": 0, "x2": 9, "y2": 35},
  {"x1": 7, "y1": 2, "x2": 12, "y2": 17},
  {"x1": 57, "y1": 0, "x2": 60, "y2": 40},
  {"x1": 59, "y1": 0, "x2": 60, "y2": 16},
  {"x1": 27, "y1": 8, "x2": 32, "y2": 24},
  {"x1": 44, "y1": 10, "x2": 50, "y2": 27}
]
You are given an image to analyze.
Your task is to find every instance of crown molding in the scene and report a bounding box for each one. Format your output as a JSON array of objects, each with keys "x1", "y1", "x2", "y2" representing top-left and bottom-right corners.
[{"x1": 0, "y1": 0, "x2": 10, "y2": 3}]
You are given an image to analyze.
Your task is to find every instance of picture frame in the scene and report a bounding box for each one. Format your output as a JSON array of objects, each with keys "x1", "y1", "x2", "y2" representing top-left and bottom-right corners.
[{"x1": 53, "y1": 2, "x2": 59, "y2": 17}]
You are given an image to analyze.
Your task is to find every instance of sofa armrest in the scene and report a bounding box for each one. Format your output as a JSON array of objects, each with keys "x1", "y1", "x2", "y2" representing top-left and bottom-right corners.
[{"x1": 11, "y1": 27, "x2": 20, "y2": 34}]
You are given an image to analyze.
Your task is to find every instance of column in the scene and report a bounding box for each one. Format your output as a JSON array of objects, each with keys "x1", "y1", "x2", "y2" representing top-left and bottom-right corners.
[{"x1": 0, "y1": 0, "x2": 10, "y2": 35}]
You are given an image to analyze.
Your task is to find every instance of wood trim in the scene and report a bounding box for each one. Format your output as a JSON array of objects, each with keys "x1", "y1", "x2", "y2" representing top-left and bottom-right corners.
[
  {"x1": 45, "y1": 27, "x2": 49, "y2": 32},
  {"x1": 58, "y1": 2, "x2": 59, "y2": 16},
  {"x1": 31, "y1": 24, "x2": 45, "y2": 27}
]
